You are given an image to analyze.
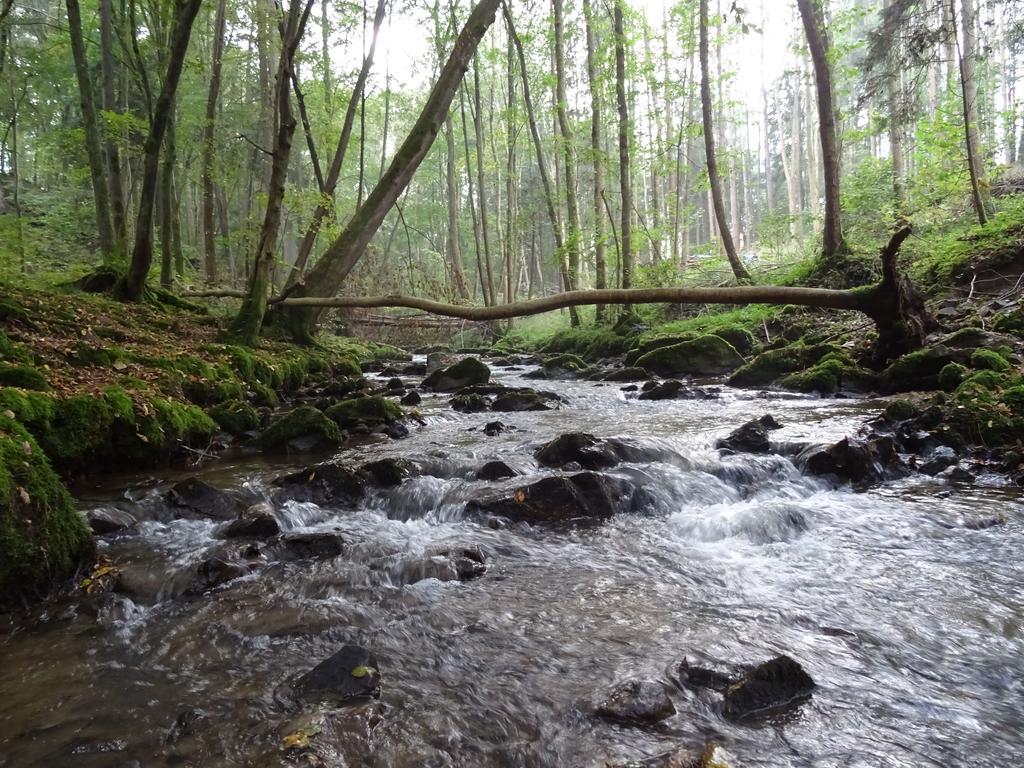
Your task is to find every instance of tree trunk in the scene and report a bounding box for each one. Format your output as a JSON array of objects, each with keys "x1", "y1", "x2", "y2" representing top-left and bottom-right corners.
[
  {"x1": 228, "y1": 0, "x2": 314, "y2": 345},
  {"x1": 444, "y1": 111, "x2": 471, "y2": 300},
  {"x1": 159, "y1": 102, "x2": 176, "y2": 288},
  {"x1": 552, "y1": 0, "x2": 581, "y2": 325},
  {"x1": 278, "y1": 0, "x2": 502, "y2": 341},
  {"x1": 66, "y1": 0, "x2": 116, "y2": 257},
  {"x1": 582, "y1": 0, "x2": 606, "y2": 320},
  {"x1": 699, "y1": 0, "x2": 749, "y2": 282},
  {"x1": 285, "y1": 0, "x2": 386, "y2": 288},
  {"x1": 953, "y1": 0, "x2": 990, "y2": 225},
  {"x1": 473, "y1": 55, "x2": 497, "y2": 307},
  {"x1": 796, "y1": 0, "x2": 847, "y2": 259},
  {"x1": 884, "y1": 0, "x2": 907, "y2": 222},
  {"x1": 202, "y1": 0, "x2": 228, "y2": 284},
  {"x1": 613, "y1": 0, "x2": 634, "y2": 301},
  {"x1": 98, "y1": 0, "x2": 127, "y2": 252}
]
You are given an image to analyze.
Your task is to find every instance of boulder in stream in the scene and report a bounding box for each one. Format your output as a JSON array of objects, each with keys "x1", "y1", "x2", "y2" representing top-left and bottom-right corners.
[
  {"x1": 297, "y1": 645, "x2": 381, "y2": 702},
  {"x1": 715, "y1": 415, "x2": 782, "y2": 454},
  {"x1": 272, "y1": 462, "x2": 368, "y2": 506},
  {"x1": 272, "y1": 531, "x2": 347, "y2": 560},
  {"x1": 477, "y1": 460, "x2": 516, "y2": 481},
  {"x1": 490, "y1": 388, "x2": 557, "y2": 412},
  {"x1": 636, "y1": 335, "x2": 744, "y2": 378},
  {"x1": 534, "y1": 433, "x2": 668, "y2": 470},
  {"x1": 400, "y1": 390, "x2": 422, "y2": 406},
  {"x1": 189, "y1": 556, "x2": 256, "y2": 593},
  {"x1": 721, "y1": 655, "x2": 815, "y2": 720},
  {"x1": 797, "y1": 435, "x2": 905, "y2": 485},
  {"x1": 607, "y1": 743, "x2": 736, "y2": 768},
  {"x1": 451, "y1": 392, "x2": 491, "y2": 413},
  {"x1": 467, "y1": 472, "x2": 650, "y2": 525},
  {"x1": 257, "y1": 406, "x2": 342, "y2": 452},
  {"x1": 483, "y1": 421, "x2": 512, "y2": 436},
  {"x1": 167, "y1": 478, "x2": 249, "y2": 520},
  {"x1": 594, "y1": 679, "x2": 676, "y2": 724},
  {"x1": 361, "y1": 457, "x2": 413, "y2": 487},
  {"x1": 221, "y1": 502, "x2": 280, "y2": 539},
  {"x1": 422, "y1": 357, "x2": 491, "y2": 391},
  {"x1": 86, "y1": 507, "x2": 137, "y2": 535}
]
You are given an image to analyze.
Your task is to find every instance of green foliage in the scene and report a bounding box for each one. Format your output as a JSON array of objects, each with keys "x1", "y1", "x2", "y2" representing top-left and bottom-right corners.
[{"x1": 841, "y1": 156, "x2": 896, "y2": 245}]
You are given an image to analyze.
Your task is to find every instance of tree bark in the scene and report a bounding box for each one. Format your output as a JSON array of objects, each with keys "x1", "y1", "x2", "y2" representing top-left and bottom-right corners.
[
  {"x1": 952, "y1": 0, "x2": 990, "y2": 225},
  {"x1": 99, "y1": 0, "x2": 127, "y2": 252},
  {"x1": 699, "y1": 0, "x2": 749, "y2": 282},
  {"x1": 553, "y1": 0, "x2": 581, "y2": 326},
  {"x1": 278, "y1": 0, "x2": 503, "y2": 341},
  {"x1": 613, "y1": 0, "x2": 633, "y2": 301},
  {"x1": 202, "y1": 0, "x2": 228, "y2": 284},
  {"x1": 473, "y1": 54, "x2": 496, "y2": 307},
  {"x1": 228, "y1": 0, "x2": 315, "y2": 345},
  {"x1": 159, "y1": 100, "x2": 177, "y2": 288},
  {"x1": 582, "y1": 0, "x2": 606, "y2": 320},
  {"x1": 796, "y1": 0, "x2": 847, "y2": 260},
  {"x1": 66, "y1": 0, "x2": 116, "y2": 257},
  {"x1": 119, "y1": 0, "x2": 204, "y2": 301}
]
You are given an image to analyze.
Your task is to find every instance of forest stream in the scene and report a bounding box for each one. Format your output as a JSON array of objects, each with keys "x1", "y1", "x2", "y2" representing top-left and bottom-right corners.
[{"x1": 1, "y1": 357, "x2": 1022, "y2": 768}]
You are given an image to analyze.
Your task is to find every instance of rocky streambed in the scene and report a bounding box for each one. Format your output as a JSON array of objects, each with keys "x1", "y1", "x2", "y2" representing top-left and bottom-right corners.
[{"x1": 1, "y1": 357, "x2": 1022, "y2": 767}]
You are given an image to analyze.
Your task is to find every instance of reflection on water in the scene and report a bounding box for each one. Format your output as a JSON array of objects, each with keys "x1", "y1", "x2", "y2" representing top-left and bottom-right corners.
[{"x1": 1, "y1": 363, "x2": 1021, "y2": 767}]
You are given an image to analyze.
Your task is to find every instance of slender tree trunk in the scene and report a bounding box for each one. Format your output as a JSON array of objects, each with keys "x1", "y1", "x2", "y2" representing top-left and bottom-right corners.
[
  {"x1": 286, "y1": 0, "x2": 386, "y2": 288},
  {"x1": 582, "y1": 0, "x2": 606, "y2": 320},
  {"x1": 279, "y1": 0, "x2": 502, "y2": 341},
  {"x1": 504, "y1": 27, "x2": 517, "y2": 307},
  {"x1": 552, "y1": 0, "x2": 581, "y2": 325},
  {"x1": 66, "y1": 0, "x2": 115, "y2": 257},
  {"x1": 699, "y1": 0, "x2": 749, "y2": 282},
  {"x1": 614, "y1": 0, "x2": 634, "y2": 300},
  {"x1": 120, "y1": 0, "x2": 203, "y2": 301},
  {"x1": 642, "y1": 22, "x2": 662, "y2": 263},
  {"x1": 952, "y1": 0, "x2": 990, "y2": 225},
  {"x1": 796, "y1": 0, "x2": 847, "y2": 259},
  {"x1": 202, "y1": 0, "x2": 227, "y2": 284},
  {"x1": 159, "y1": 102, "x2": 176, "y2": 288},
  {"x1": 473, "y1": 55, "x2": 497, "y2": 307},
  {"x1": 321, "y1": 0, "x2": 331, "y2": 107},
  {"x1": 884, "y1": 0, "x2": 907, "y2": 223},
  {"x1": 804, "y1": 70, "x2": 820, "y2": 219},
  {"x1": 457, "y1": 80, "x2": 486, "y2": 301},
  {"x1": 229, "y1": 0, "x2": 315, "y2": 344},
  {"x1": 444, "y1": 111, "x2": 471, "y2": 300},
  {"x1": 99, "y1": 0, "x2": 127, "y2": 252}
]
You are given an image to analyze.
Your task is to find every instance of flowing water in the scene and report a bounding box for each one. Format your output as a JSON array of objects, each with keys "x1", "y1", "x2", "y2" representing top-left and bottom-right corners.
[{"x1": 1, "y1": 361, "x2": 1022, "y2": 767}]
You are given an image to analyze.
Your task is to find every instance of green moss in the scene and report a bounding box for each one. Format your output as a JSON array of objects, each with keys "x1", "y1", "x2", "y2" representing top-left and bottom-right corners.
[
  {"x1": 728, "y1": 343, "x2": 838, "y2": 387},
  {"x1": 878, "y1": 346, "x2": 957, "y2": 393},
  {"x1": 69, "y1": 342, "x2": 123, "y2": 367},
  {"x1": 0, "y1": 413, "x2": 94, "y2": 601},
  {"x1": 0, "y1": 331, "x2": 32, "y2": 364},
  {"x1": 944, "y1": 327, "x2": 988, "y2": 348},
  {"x1": 207, "y1": 400, "x2": 261, "y2": 435},
  {"x1": 969, "y1": 349, "x2": 1012, "y2": 372},
  {"x1": 325, "y1": 396, "x2": 403, "y2": 430},
  {"x1": 422, "y1": 357, "x2": 491, "y2": 390},
  {"x1": 636, "y1": 335, "x2": 744, "y2": 377},
  {"x1": 543, "y1": 353, "x2": 588, "y2": 371},
  {"x1": 259, "y1": 406, "x2": 342, "y2": 450},
  {"x1": 624, "y1": 334, "x2": 699, "y2": 366},
  {"x1": 539, "y1": 327, "x2": 636, "y2": 362},
  {"x1": 0, "y1": 364, "x2": 49, "y2": 391},
  {"x1": 937, "y1": 362, "x2": 968, "y2": 391},
  {"x1": 181, "y1": 375, "x2": 246, "y2": 406},
  {"x1": 993, "y1": 307, "x2": 1024, "y2": 336},
  {"x1": 884, "y1": 399, "x2": 920, "y2": 421},
  {"x1": 956, "y1": 370, "x2": 1009, "y2": 393},
  {"x1": 249, "y1": 380, "x2": 280, "y2": 408}
]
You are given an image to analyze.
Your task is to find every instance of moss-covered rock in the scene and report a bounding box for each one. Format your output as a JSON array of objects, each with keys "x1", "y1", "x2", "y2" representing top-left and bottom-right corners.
[
  {"x1": 883, "y1": 399, "x2": 920, "y2": 422},
  {"x1": 624, "y1": 334, "x2": 698, "y2": 367},
  {"x1": 259, "y1": 406, "x2": 342, "y2": 450},
  {"x1": 0, "y1": 331, "x2": 31, "y2": 364},
  {"x1": 0, "y1": 364, "x2": 48, "y2": 391},
  {"x1": 878, "y1": 345, "x2": 960, "y2": 393},
  {"x1": 993, "y1": 307, "x2": 1024, "y2": 336},
  {"x1": 937, "y1": 362, "x2": 968, "y2": 391},
  {"x1": 207, "y1": 400, "x2": 261, "y2": 435},
  {"x1": 636, "y1": 335, "x2": 744, "y2": 378},
  {"x1": 728, "y1": 343, "x2": 837, "y2": 388},
  {"x1": 325, "y1": 396, "x2": 403, "y2": 430},
  {"x1": 777, "y1": 353, "x2": 875, "y2": 395},
  {"x1": 422, "y1": 357, "x2": 490, "y2": 391},
  {"x1": 540, "y1": 327, "x2": 635, "y2": 362},
  {"x1": 711, "y1": 326, "x2": 757, "y2": 355},
  {"x1": 0, "y1": 413, "x2": 94, "y2": 601},
  {"x1": 969, "y1": 349, "x2": 1012, "y2": 372}
]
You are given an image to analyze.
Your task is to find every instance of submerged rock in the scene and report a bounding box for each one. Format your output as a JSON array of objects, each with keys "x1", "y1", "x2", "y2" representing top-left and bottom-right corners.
[
  {"x1": 325, "y1": 395, "x2": 403, "y2": 431},
  {"x1": 86, "y1": 507, "x2": 137, "y2": 535},
  {"x1": 715, "y1": 415, "x2": 782, "y2": 454},
  {"x1": 534, "y1": 433, "x2": 668, "y2": 470},
  {"x1": 676, "y1": 657, "x2": 733, "y2": 692},
  {"x1": 797, "y1": 436, "x2": 905, "y2": 485},
  {"x1": 467, "y1": 472, "x2": 651, "y2": 524},
  {"x1": 361, "y1": 458, "x2": 413, "y2": 487},
  {"x1": 595, "y1": 679, "x2": 676, "y2": 724},
  {"x1": 451, "y1": 392, "x2": 490, "y2": 413},
  {"x1": 221, "y1": 502, "x2": 280, "y2": 539},
  {"x1": 297, "y1": 645, "x2": 381, "y2": 702},
  {"x1": 422, "y1": 357, "x2": 490, "y2": 391},
  {"x1": 272, "y1": 462, "x2": 368, "y2": 506},
  {"x1": 601, "y1": 366, "x2": 649, "y2": 382},
  {"x1": 477, "y1": 460, "x2": 517, "y2": 481},
  {"x1": 608, "y1": 743, "x2": 736, "y2": 768},
  {"x1": 490, "y1": 388, "x2": 557, "y2": 412},
  {"x1": 721, "y1": 655, "x2": 815, "y2": 720},
  {"x1": 167, "y1": 478, "x2": 248, "y2": 520},
  {"x1": 483, "y1": 421, "x2": 511, "y2": 436},
  {"x1": 272, "y1": 531, "x2": 347, "y2": 560},
  {"x1": 189, "y1": 556, "x2": 255, "y2": 593},
  {"x1": 400, "y1": 390, "x2": 422, "y2": 406}
]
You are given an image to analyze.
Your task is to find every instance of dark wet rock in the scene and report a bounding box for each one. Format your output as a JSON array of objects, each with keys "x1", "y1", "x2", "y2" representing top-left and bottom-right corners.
[
  {"x1": 641, "y1": 380, "x2": 659, "y2": 391},
  {"x1": 400, "y1": 390, "x2": 422, "y2": 406},
  {"x1": 422, "y1": 357, "x2": 490, "y2": 391},
  {"x1": 594, "y1": 679, "x2": 676, "y2": 724},
  {"x1": 222, "y1": 502, "x2": 280, "y2": 539},
  {"x1": 297, "y1": 645, "x2": 381, "y2": 701},
  {"x1": 796, "y1": 436, "x2": 905, "y2": 485},
  {"x1": 534, "y1": 433, "x2": 668, "y2": 470},
  {"x1": 676, "y1": 658, "x2": 733, "y2": 692},
  {"x1": 384, "y1": 421, "x2": 409, "y2": 440},
  {"x1": 86, "y1": 507, "x2": 137, "y2": 535},
  {"x1": 940, "y1": 465, "x2": 974, "y2": 484},
  {"x1": 400, "y1": 361, "x2": 427, "y2": 376},
  {"x1": 920, "y1": 445, "x2": 958, "y2": 476},
  {"x1": 167, "y1": 478, "x2": 248, "y2": 520},
  {"x1": 320, "y1": 376, "x2": 373, "y2": 400},
  {"x1": 536, "y1": 433, "x2": 620, "y2": 470},
  {"x1": 477, "y1": 460, "x2": 516, "y2": 481},
  {"x1": 715, "y1": 416, "x2": 782, "y2": 454},
  {"x1": 962, "y1": 511, "x2": 1005, "y2": 529},
  {"x1": 272, "y1": 462, "x2": 368, "y2": 506},
  {"x1": 467, "y1": 472, "x2": 651, "y2": 524},
  {"x1": 600, "y1": 366, "x2": 649, "y2": 382},
  {"x1": 636, "y1": 380, "x2": 685, "y2": 400},
  {"x1": 621, "y1": 384, "x2": 639, "y2": 392},
  {"x1": 451, "y1": 392, "x2": 491, "y2": 413},
  {"x1": 484, "y1": 421, "x2": 511, "y2": 436},
  {"x1": 490, "y1": 388, "x2": 558, "y2": 412},
  {"x1": 361, "y1": 458, "x2": 413, "y2": 487},
  {"x1": 274, "y1": 531, "x2": 347, "y2": 560},
  {"x1": 386, "y1": 377, "x2": 404, "y2": 391},
  {"x1": 389, "y1": 546, "x2": 488, "y2": 584},
  {"x1": 189, "y1": 556, "x2": 254, "y2": 592},
  {"x1": 607, "y1": 743, "x2": 735, "y2": 768},
  {"x1": 721, "y1": 655, "x2": 815, "y2": 720},
  {"x1": 325, "y1": 395, "x2": 403, "y2": 431},
  {"x1": 165, "y1": 708, "x2": 208, "y2": 745},
  {"x1": 533, "y1": 353, "x2": 588, "y2": 379}
]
